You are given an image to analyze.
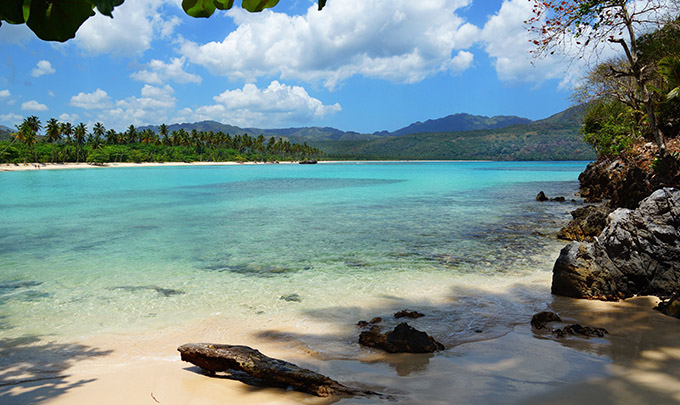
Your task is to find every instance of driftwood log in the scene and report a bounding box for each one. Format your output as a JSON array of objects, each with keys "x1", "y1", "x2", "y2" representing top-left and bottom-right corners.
[{"x1": 177, "y1": 343, "x2": 374, "y2": 397}]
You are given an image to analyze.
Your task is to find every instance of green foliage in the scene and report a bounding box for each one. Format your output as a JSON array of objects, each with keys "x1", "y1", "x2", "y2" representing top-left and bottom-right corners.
[
  {"x1": 3, "y1": 0, "x2": 325, "y2": 42},
  {"x1": 582, "y1": 101, "x2": 637, "y2": 158},
  {"x1": 0, "y1": 117, "x2": 323, "y2": 164}
]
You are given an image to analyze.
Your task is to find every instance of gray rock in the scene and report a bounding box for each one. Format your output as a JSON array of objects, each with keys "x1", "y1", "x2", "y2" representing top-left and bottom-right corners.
[
  {"x1": 552, "y1": 188, "x2": 680, "y2": 299},
  {"x1": 557, "y1": 204, "x2": 614, "y2": 242}
]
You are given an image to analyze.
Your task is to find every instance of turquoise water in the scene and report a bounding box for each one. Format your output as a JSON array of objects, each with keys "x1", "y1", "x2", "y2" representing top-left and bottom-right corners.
[{"x1": 0, "y1": 161, "x2": 587, "y2": 343}]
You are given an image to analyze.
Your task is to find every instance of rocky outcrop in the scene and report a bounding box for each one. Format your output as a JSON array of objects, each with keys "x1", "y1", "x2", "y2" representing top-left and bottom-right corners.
[
  {"x1": 178, "y1": 343, "x2": 375, "y2": 397},
  {"x1": 578, "y1": 143, "x2": 680, "y2": 209},
  {"x1": 557, "y1": 205, "x2": 614, "y2": 242},
  {"x1": 552, "y1": 188, "x2": 680, "y2": 299},
  {"x1": 359, "y1": 322, "x2": 444, "y2": 353}
]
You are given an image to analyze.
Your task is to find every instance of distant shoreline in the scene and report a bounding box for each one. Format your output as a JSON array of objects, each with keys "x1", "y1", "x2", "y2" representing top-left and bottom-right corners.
[
  {"x1": 0, "y1": 159, "x2": 520, "y2": 172},
  {"x1": 0, "y1": 161, "x2": 298, "y2": 172}
]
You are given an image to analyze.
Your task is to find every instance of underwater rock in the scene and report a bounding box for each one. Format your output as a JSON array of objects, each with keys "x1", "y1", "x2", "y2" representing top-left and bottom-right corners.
[
  {"x1": 178, "y1": 343, "x2": 374, "y2": 397},
  {"x1": 552, "y1": 188, "x2": 680, "y2": 299},
  {"x1": 279, "y1": 293, "x2": 302, "y2": 302},
  {"x1": 359, "y1": 322, "x2": 444, "y2": 353},
  {"x1": 113, "y1": 285, "x2": 184, "y2": 297},
  {"x1": 394, "y1": 310, "x2": 425, "y2": 319}
]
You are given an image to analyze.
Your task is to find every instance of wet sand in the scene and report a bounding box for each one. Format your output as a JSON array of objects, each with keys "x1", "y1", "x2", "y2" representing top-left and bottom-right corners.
[{"x1": 1, "y1": 295, "x2": 678, "y2": 404}]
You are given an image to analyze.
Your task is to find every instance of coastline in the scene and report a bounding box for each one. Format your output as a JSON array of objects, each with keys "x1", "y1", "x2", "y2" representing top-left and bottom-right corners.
[
  {"x1": 3, "y1": 294, "x2": 679, "y2": 404},
  {"x1": 0, "y1": 161, "x2": 300, "y2": 172}
]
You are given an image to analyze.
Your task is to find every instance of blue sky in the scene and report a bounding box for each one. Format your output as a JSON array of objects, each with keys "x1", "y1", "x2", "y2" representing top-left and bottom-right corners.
[{"x1": 0, "y1": 0, "x2": 588, "y2": 133}]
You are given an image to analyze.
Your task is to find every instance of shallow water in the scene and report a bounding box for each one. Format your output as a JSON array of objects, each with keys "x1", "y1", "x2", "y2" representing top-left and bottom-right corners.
[{"x1": 0, "y1": 161, "x2": 587, "y2": 347}]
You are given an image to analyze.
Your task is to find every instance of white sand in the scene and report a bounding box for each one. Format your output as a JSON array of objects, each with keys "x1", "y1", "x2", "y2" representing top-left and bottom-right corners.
[
  {"x1": 0, "y1": 161, "x2": 300, "y2": 172},
  {"x1": 1, "y1": 296, "x2": 679, "y2": 404}
]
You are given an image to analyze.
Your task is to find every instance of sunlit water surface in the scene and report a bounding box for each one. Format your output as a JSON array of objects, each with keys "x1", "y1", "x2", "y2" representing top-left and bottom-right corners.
[{"x1": 0, "y1": 161, "x2": 588, "y2": 347}]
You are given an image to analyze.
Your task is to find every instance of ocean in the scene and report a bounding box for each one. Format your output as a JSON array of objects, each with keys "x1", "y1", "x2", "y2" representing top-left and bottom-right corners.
[{"x1": 0, "y1": 161, "x2": 587, "y2": 347}]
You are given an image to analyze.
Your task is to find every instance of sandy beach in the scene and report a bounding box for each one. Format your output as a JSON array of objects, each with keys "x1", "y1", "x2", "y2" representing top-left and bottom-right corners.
[
  {"x1": 1, "y1": 294, "x2": 679, "y2": 405},
  {"x1": 0, "y1": 161, "x2": 304, "y2": 172}
]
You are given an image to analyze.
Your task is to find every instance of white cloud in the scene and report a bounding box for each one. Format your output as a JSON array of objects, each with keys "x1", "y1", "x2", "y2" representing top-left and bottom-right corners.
[
  {"x1": 105, "y1": 85, "x2": 177, "y2": 129},
  {"x1": 21, "y1": 100, "x2": 49, "y2": 111},
  {"x1": 131, "y1": 57, "x2": 202, "y2": 85},
  {"x1": 175, "y1": 81, "x2": 341, "y2": 127},
  {"x1": 70, "y1": 89, "x2": 114, "y2": 110},
  {"x1": 0, "y1": 113, "x2": 23, "y2": 126},
  {"x1": 59, "y1": 113, "x2": 80, "y2": 123},
  {"x1": 31, "y1": 60, "x2": 56, "y2": 77},
  {"x1": 75, "y1": 0, "x2": 180, "y2": 56},
  {"x1": 180, "y1": 0, "x2": 478, "y2": 89},
  {"x1": 0, "y1": 90, "x2": 10, "y2": 98},
  {"x1": 479, "y1": 0, "x2": 620, "y2": 88}
]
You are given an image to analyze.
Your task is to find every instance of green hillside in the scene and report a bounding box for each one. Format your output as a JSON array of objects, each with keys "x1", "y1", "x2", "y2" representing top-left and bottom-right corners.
[{"x1": 312, "y1": 106, "x2": 595, "y2": 161}]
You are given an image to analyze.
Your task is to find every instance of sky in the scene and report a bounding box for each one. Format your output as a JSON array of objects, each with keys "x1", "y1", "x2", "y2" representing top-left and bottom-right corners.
[{"x1": 0, "y1": 0, "x2": 596, "y2": 133}]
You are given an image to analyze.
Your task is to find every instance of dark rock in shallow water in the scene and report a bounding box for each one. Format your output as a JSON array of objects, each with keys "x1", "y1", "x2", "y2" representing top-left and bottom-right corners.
[
  {"x1": 178, "y1": 343, "x2": 376, "y2": 397},
  {"x1": 279, "y1": 293, "x2": 301, "y2": 302},
  {"x1": 531, "y1": 311, "x2": 562, "y2": 330},
  {"x1": 536, "y1": 191, "x2": 549, "y2": 201},
  {"x1": 655, "y1": 293, "x2": 680, "y2": 319},
  {"x1": 557, "y1": 205, "x2": 613, "y2": 242},
  {"x1": 359, "y1": 322, "x2": 444, "y2": 353},
  {"x1": 552, "y1": 324, "x2": 608, "y2": 338},
  {"x1": 394, "y1": 310, "x2": 425, "y2": 319},
  {"x1": 113, "y1": 285, "x2": 184, "y2": 297},
  {"x1": 530, "y1": 311, "x2": 607, "y2": 338},
  {"x1": 552, "y1": 188, "x2": 680, "y2": 300}
]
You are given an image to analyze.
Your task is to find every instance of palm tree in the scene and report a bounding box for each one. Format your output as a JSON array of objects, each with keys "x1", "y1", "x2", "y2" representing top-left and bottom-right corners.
[
  {"x1": 45, "y1": 118, "x2": 62, "y2": 163},
  {"x1": 15, "y1": 116, "x2": 41, "y2": 163},
  {"x1": 159, "y1": 124, "x2": 169, "y2": 145},
  {"x1": 74, "y1": 123, "x2": 87, "y2": 163}
]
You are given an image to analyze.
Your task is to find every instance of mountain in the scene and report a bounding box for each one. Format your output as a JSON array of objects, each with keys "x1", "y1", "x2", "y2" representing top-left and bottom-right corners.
[
  {"x1": 387, "y1": 113, "x2": 532, "y2": 136},
  {"x1": 137, "y1": 105, "x2": 593, "y2": 161},
  {"x1": 139, "y1": 112, "x2": 532, "y2": 143},
  {"x1": 139, "y1": 121, "x2": 377, "y2": 142},
  {"x1": 311, "y1": 105, "x2": 595, "y2": 161},
  {"x1": 0, "y1": 125, "x2": 12, "y2": 140}
]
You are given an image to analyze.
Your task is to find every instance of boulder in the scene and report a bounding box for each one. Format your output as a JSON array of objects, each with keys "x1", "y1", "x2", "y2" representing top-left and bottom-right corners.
[
  {"x1": 655, "y1": 293, "x2": 680, "y2": 319},
  {"x1": 359, "y1": 322, "x2": 444, "y2": 353},
  {"x1": 531, "y1": 311, "x2": 562, "y2": 330},
  {"x1": 552, "y1": 188, "x2": 680, "y2": 299},
  {"x1": 557, "y1": 205, "x2": 613, "y2": 242},
  {"x1": 177, "y1": 343, "x2": 375, "y2": 397},
  {"x1": 536, "y1": 191, "x2": 549, "y2": 201}
]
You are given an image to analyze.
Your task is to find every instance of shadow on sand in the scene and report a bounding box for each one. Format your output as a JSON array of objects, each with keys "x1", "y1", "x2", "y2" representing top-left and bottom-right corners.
[
  {"x1": 0, "y1": 335, "x2": 112, "y2": 404},
  {"x1": 213, "y1": 284, "x2": 680, "y2": 404}
]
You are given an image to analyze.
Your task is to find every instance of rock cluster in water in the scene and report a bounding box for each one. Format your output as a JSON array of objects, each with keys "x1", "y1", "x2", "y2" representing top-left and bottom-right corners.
[
  {"x1": 359, "y1": 322, "x2": 445, "y2": 353},
  {"x1": 530, "y1": 311, "x2": 608, "y2": 338},
  {"x1": 552, "y1": 188, "x2": 680, "y2": 300}
]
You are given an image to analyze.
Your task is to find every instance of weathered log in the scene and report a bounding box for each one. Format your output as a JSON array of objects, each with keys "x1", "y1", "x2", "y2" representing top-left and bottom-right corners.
[{"x1": 177, "y1": 343, "x2": 374, "y2": 397}]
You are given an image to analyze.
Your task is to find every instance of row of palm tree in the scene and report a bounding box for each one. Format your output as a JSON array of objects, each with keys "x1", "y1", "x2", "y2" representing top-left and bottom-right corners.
[{"x1": 2, "y1": 117, "x2": 322, "y2": 164}]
